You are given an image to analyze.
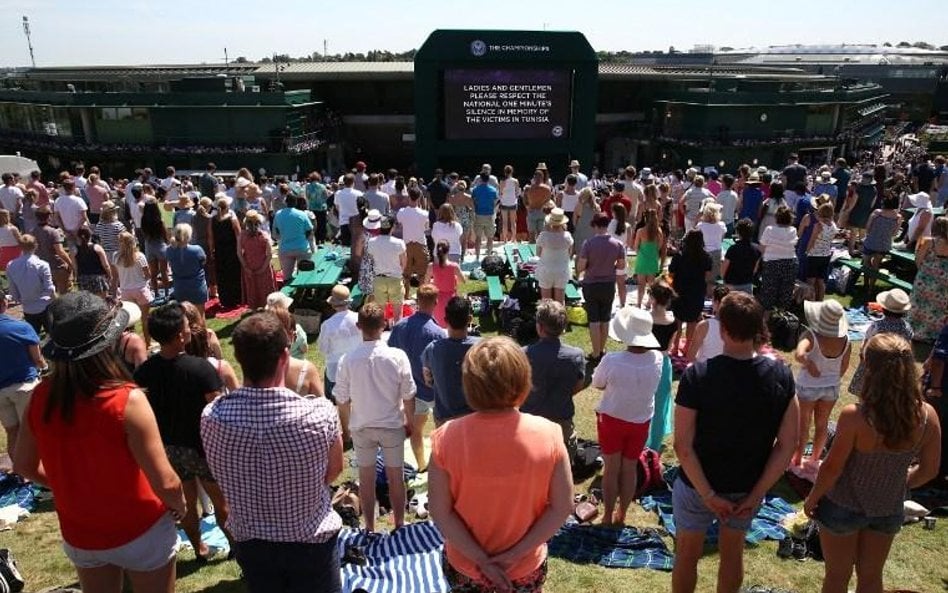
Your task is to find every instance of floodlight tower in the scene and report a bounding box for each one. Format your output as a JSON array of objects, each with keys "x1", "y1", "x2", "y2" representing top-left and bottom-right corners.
[{"x1": 22, "y1": 16, "x2": 36, "y2": 68}]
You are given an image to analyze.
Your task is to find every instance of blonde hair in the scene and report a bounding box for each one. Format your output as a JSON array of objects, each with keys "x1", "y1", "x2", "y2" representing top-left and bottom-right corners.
[
  {"x1": 462, "y1": 336, "x2": 532, "y2": 411},
  {"x1": 216, "y1": 198, "x2": 230, "y2": 213},
  {"x1": 197, "y1": 197, "x2": 214, "y2": 215},
  {"x1": 437, "y1": 203, "x2": 457, "y2": 223},
  {"x1": 578, "y1": 186, "x2": 595, "y2": 205},
  {"x1": 17, "y1": 233, "x2": 36, "y2": 252},
  {"x1": 172, "y1": 223, "x2": 193, "y2": 247},
  {"x1": 99, "y1": 200, "x2": 118, "y2": 222},
  {"x1": 243, "y1": 210, "x2": 263, "y2": 234},
  {"x1": 701, "y1": 202, "x2": 721, "y2": 223},
  {"x1": 117, "y1": 231, "x2": 139, "y2": 268},
  {"x1": 860, "y1": 333, "x2": 924, "y2": 448},
  {"x1": 0, "y1": 209, "x2": 9, "y2": 226}
]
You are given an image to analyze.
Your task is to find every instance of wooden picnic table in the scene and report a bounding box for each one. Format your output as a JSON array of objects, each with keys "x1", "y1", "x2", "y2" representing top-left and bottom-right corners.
[{"x1": 286, "y1": 245, "x2": 351, "y2": 290}]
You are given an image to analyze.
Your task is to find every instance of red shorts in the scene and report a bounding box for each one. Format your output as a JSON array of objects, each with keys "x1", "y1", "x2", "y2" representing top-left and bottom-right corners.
[{"x1": 596, "y1": 413, "x2": 650, "y2": 460}]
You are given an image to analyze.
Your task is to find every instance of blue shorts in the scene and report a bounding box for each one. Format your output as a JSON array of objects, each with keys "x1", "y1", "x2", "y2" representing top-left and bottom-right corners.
[
  {"x1": 814, "y1": 496, "x2": 902, "y2": 536},
  {"x1": 672, "y1": 478, "x2": 756, "y2": 532}
]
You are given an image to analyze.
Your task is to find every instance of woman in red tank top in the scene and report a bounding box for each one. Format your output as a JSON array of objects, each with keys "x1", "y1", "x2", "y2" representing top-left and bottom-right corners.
[{"x1": 13, "y1": 291, "x2": 185, "y2": 593}]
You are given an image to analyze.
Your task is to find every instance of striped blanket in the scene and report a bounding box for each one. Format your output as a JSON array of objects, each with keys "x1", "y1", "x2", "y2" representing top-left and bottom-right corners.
[{"x1": 338, "y1": 522, "x2": 448, "y2": 593}]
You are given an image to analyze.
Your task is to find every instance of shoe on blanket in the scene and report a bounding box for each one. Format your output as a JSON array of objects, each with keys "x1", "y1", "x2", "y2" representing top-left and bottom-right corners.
[
  {"x1": 342, "y1": 544, "x2": 368, "y2": 567},
  {"x1": 776, "y1": 537, "x2": 793, "y2": 559}
]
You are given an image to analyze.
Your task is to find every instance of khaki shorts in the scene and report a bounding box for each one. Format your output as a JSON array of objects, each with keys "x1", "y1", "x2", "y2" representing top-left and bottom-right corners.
[
  {"x1": 351, "y1": 426, "x2": 406, "y2": 468},
  {"x1": 373, "y1": 276, "x2": 403, "y2": 305},
  {"x1": 473, "y1": 214, "x2": 495, "y2": 238},
  {"x1": 404, "y1": 243, "x2": 430, "y2": 278},
  {"x1": 0, "y1": 378, "x2": 39, "y2": 428}
]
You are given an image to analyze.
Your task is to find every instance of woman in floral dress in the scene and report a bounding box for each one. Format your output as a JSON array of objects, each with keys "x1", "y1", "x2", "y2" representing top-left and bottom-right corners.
[{"x1": 908, "y1": 217, "x2": 948, "y2": 342}]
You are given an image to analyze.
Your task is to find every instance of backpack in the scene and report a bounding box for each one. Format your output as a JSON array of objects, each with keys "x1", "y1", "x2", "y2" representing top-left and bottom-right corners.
[
  {"x1": 0, "y1": 549, "x2": 24, "y2": 593},
  {"x1": 767, "y1": 310, "x2": 801, "y2": 352},
  {"x1": 499, "y1": 306, "x2": 538, "y2": 346},
  {"x1": 508, "y1": 275, "x2": 540, "y2": 308},
  {"x1": 480, "y1": 254, "x2": 506, "y2": 277},
  {"x1": 635, "y1": 448, "x2": 666, "y2": 498},
  {"x1": 571, "y1": 439, "x2": 603, "y2": 482}
]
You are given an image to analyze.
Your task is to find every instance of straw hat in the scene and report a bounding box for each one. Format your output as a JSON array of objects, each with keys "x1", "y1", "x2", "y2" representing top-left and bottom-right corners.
[
  {"x1": 608, "y1": 307, "x2": 660, "y2": 348},
  {"x1": 746, "y1": 171, "x2": 762, "y2": 184},
  {"x1": 536, "y1": 162, "x2": 548, "y2": 171},
  {"x1": 266, "y1": 291, "x2": 293, "y2": 310},
  {"x1": 803, "y1": 300, "x2": 848, "y2": 338},
  {"x1": 327, "y1": 284, "x2": 352, "y2": 307},
  {"x1": 569, "y1": 159, "x2": 581, "y2": 168},
  {"x1": 546, "y1": 208, "x2": 567, "y2": 227},
  {"x1": 363, "y1": 209, "x2": 382, "y2": 230},
  {"x1": 100, "y1": 200, "x2": 118, "y2": 213},
  {"x1": 875, "y1": 288, "x2": 911, "y2": 313}
]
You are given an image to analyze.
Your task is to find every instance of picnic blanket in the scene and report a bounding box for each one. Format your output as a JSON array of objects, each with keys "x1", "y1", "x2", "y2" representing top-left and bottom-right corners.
[
  {"x1": 845, "y1": 307, "x2": 874, "y2": 342},
  {"x1": 0, "y1": 473, "x2": 36, "y2": 512},
  {"x1": 547, "y1": 519, "x2": 674, "y2": 571},
  {"x1": 175, "y1": 514, "x2": 230, "y2": 553},
  {"x1": 639, "y1": 491, "x2": 796, "y2": 545},
  {"x1": 338, "y1": 522, "x2": 447, "y2": 593}
]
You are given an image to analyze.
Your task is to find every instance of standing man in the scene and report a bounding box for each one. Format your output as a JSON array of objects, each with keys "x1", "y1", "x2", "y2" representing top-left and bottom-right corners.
[
  {"x1": 199, "y1": 163, "x2": 218, "y2": 198},
  {"x1": 0, "y1": 284, "x2": 45, "y2": 460},
  {"x1": 831, "y1": 158, "x2": 851, "y2": 213},
  {"x1": 397, "y1": 187, "x2": 429, "y2": 298},
  {"x1": 388, "y1": 284, "x2": 446, "y2": 472},
  {"x1": 426, "y1": 169, "x2": 451, "y2": 227},
  {"x1": 933, "y1": 155, "x2": 948, "y2": 208},
  {"x1": 471, "y1": 164, "x2": 499, "y2": 189},
  {"x1": 672, "y1": 292, "x2": 799, "y2": 593},
  {"x1": 305, "y1": 172, "x2": 329, "y2": 244},
  {"x1": 681, "y1": 176, "x2": 712, "y2": 232},
  {"x1": 781, "y1": 153, "x2": 807, "y2": 191},
  {"x1": 6, "y1": 235, "x2": 55, "y2": 334},
  {"x1": 334, "y1": 303, "x2": 415, "y2": 533},
  {"x1": 334, "y1": 174, "x2": 363, "y2": 247},
  {"x1": 556, "y1": 174, "x2": 581, "y2": 232},
  {"x1": 622, "y1": 166, "x2": 645, "y2": 222},
  {"x1": 28, "y1": 170, "x2": 50, "y2": 208},
  {"x1": 913, "y1": 155, "x2": 937, "y2": 194},
  {"x1": 316, "y1": 284, "x2": 362, "y2": 442},
  {"x1": 600, "y1": 181, "x2": 632, "y2": 220},
  {"x1": 366, "y1": 215, "x2": 406, "y2": 324},
  {"x1": 31, "y1": 206, "x2": 72, "y2": 294},
  {"x1": 272, "y1": 197, "x2": 314, "y2": 285},
  {"x1": 203, "y1": 312, "x2": 344, "y2": 593},
  {"x1": 363, "y1": 173, "x2": 391, "y2": 217},
  {"x1": 520, "y1": 299, "x2": 585, "y2": 460},
  {"x1": 352, "y1": 161, "x2": 369, "y2": 192},
  {"x1": 422, "y1": 296, "x2": 479, "y2": 426},
  {"x1": 567, "y1": 159, "x2": 588, "y2": 191},
  {"x1": 523, "y1": 170, "x2": 551, "y2": 242},
  {"x1": 470, "y1": 172, "x2": 499, "y2": 260},
  {"x1": 53, "y1": 177, "x2": 89, "y2": 249},
  {"x1": 0, "y1": 173, "x2": 24, "y2": 230}
]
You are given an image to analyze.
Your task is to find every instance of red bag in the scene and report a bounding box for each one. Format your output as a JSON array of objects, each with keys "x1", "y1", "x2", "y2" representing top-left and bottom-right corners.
[{"x1": 635, "y1": 448, "x2": 666, "y2": 498}]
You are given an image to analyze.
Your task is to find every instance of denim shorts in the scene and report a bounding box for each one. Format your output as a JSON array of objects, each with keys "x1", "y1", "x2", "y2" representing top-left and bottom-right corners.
[
  {"x1": 815, "y1": 496, "x2": 903, "y2": 536},
  {"x1": 672, "y1": 478, "x2": 755, "y2": 532},
  {"x1": 63, "y1": 514, "x2": 177, "y2": 571},
  {"x1": 796, "y1": 385, "x2": 840, "y2": 403}
]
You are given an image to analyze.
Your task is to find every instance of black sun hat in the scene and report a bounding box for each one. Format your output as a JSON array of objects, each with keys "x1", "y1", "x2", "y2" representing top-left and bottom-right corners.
[{"x1": 42, "y1": 292, "x2": 129, "y2": 361}]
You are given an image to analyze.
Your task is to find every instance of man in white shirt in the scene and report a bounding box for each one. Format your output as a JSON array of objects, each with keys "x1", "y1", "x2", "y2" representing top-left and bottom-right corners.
[
  {"x1": 621, "y1": 166, "x2": 645, "y2": 222},
  {"x1": 124, "y1": 181, "x2": 145, "y2": 240},
  {"x1": 72, "y1": 163, "x2": 88, "y2": 199},
  {"x1": 366, "y1": 217, "x2": 407, "y2": 324},
  {"x1": 160, "y1": 166, "x2": 180, "y2": 204},
  {"x1": 396, "y1": 188, "x2": 429, "y2": 299},
  {"x1": 316, "y1": 284, "x2": 361, "y2": 442},
  {"x1": 53, "y1": 178, "x2": 88, "y2": 247},
  {"x1": 471, "y1": 163, "x2": 500, "y2": 189},
  {"x1": 333, "y1": 174, "x2": 363, "y2": 247},
  {"x1": 380, "y1": 169, "x2": 398, "y2": 197},
  {"x1": 682, "y1": 175, "x2": 714, "y2": 232},
  {"x1": 334, "y1": 303, "x2": 415, "y2": 533},
  {"x1": 0, "y1": 173, "x2": 24, "y2": 229}
]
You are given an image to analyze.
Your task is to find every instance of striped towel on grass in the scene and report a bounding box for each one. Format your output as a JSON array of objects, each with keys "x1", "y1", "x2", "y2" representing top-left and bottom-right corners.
[{"x1": 338, "y1": 521, "x2": 447, "y2": 593}]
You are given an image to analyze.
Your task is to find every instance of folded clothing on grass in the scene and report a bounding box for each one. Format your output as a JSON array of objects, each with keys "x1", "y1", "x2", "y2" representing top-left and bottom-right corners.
[{"x1": 547, "y1": 519, "x2": 674, "y2": 571}]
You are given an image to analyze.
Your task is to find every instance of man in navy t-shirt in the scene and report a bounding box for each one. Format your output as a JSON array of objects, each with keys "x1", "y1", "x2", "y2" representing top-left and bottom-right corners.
[
  {"x1": 471, "y1": 172, "x2": 498, "y2": 260},
  {"x1": 0, "y1": 285, "x2": 45, "y2": 459},
  {"x1": 672, "y1": 292, "x2": 798, "y2": 593}
]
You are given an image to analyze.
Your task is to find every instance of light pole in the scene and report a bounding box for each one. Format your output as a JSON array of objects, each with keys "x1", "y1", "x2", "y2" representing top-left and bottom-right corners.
[{"x1": 22, "y1": 16, "x2": 36, "y2": 68}]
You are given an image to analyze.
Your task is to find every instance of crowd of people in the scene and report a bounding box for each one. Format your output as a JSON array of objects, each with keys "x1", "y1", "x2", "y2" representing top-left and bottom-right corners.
[{"x1": 0, "y1": 146, "x2": 945, "y2": 593}]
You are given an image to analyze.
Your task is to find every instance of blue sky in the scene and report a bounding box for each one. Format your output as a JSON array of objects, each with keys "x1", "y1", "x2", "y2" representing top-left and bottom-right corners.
[{"x1": 1, "y1": 0, "x2": 945, "y2": 67}]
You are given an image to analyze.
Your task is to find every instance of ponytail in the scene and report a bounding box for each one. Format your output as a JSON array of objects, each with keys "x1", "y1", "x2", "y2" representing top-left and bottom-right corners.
[{"x1": 436, "y1": 240, "x2": 449, "y2": 267}]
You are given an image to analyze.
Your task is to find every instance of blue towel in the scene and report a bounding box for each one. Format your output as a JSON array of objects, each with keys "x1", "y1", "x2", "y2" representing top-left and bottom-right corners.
[
  {"x1": 845, "y1": 307, "x2": 874, "y2": 342},
  {"x1": 640, "y1": 491, "x2": 795, "y2": 544},
  {"x1": 338, "y1": 522, "x2": 447, "y2": 593},
  {"x1": 176, "y1": 515, "x2": 230, "y2": 553},
  {"x1": 547, "y1": 520, "x2": 674, "y2": 571}
]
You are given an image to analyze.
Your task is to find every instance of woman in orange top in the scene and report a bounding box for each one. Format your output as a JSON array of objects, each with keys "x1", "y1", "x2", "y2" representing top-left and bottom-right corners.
[
  {"x1": 429, "y1": 337, "x2": 573, "y2": 592},
  {"x1": 14, "y1": 291, "x2": 186, "y2": 593}
]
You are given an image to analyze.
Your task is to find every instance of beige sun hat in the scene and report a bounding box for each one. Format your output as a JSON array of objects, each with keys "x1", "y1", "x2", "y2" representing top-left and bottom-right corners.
[
  {"x1": 803, "y1": 300, "x2": 848, "y2": 338},
  {"x1": 546, "y1": 207, "x2": 568, "y2": 228},
  {"x1": 609, "y1": 307, "x2": 660, "y2": 348},
  {"x1": 327, "y1": 284, "x2": 352, "y2": 307},
  {"x1": 875, "y1": 288, "x2": 911, "y2": 313}
]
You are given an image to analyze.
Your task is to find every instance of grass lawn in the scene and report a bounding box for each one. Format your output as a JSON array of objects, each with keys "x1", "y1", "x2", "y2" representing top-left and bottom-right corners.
[{"x1": 1, "y1": 272, "x2": 944, "y2": 593}]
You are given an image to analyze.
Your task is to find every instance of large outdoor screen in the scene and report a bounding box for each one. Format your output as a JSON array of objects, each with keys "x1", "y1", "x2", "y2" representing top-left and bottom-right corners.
[{"x1": 442, "y1": 69, "x2": 572, "y2": 140}]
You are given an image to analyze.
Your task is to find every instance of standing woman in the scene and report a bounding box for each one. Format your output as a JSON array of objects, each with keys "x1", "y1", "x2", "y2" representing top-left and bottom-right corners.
[
  {"x1": 669, "y1": 230, "x2": 712, "y2": 354},
  {"x1": 805, "y1": 333, "x2": 941, "y2": 593},
  {"x1": 842, "y1": 172, "x2": 878, "y2": 255},
  {"x1": 695, "y1": 202, "x2": 727, "y2": 291},
  {"x1": 425, "y1": 241, "x2": 465, "y2": 327},
  {"x1": 181, "y1": 302, "x2": 238, "y2": 392},
  {"x1": 498, "y1": 165, "x2": 521, "y2": 243},
  {"x1": 0, "y1": 209, "x2": 21, "y2": 271},
  {"x1": 571, "y1": 187, "x2": 598, "y2": 253},
  {"x1": 758, "y1": 182, "x2": 787, "y2": 242},
  {"x1": 140, "y1": 198, "x2": 169, "y2": 295},
  {"x1": 238, "y1": 210, "x2": 276, "y2": 310},
  {"x1": 114, "y1": 232, "x2": 154, "y2": 347},
  {"x1": 577, "y1": 213, "x2": 627, "y2": 363},
  {"x1": 535, "y1": 208, "x2": 574, "y2": 305},
  {"x1": 191, "y1": 197, "x2": 217, "y2": 300},
  {"x1": 430, "y1": 204, "x2": 464, "y2": 264},
  {"x1": 13, "y1": 292, "x2": 186, "y2": 593},
  {"x1": 632, "y1": 209, "x2": 665, "y2": 308},
  {"x1": 73, "y1": 227, "x2": 111, "y2": 299},
  {"x1": 94, "y1": 201, "x2": 125, "y2": 296},
  {"x1": 165, "y1": 223, "x2": 209, "y2": 313},
  {"x1": 907, "y1": 217, "x2": 948, "y2": 342},
  {"x1": 448, "y1": 181, "x2": 474, "y2": 255},
  {"x1": 607, "y1": 202, "x2": 633, "y2": 308},
  {"x1": 646, "y1": 278, "x2": 678, "y2": 451},
  {"x1": 429, "y1": 337, "x2": 573, "y2": 592},
  {"x1": 758, "y1": 206, "x2": 799, "y2": 312},
  {"x1": 860, "y1": 196, "x2": 902, "y2": 295},
  {"x1": 210, "y1": 198, "x2": 243, "y2": 310}
]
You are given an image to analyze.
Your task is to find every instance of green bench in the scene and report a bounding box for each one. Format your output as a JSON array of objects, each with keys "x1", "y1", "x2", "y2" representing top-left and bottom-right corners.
[
  {"x1": 837, "y1": 258, "x2": 913, "y2": 293},
  {"x1": 486, "y1": 275, "x2": 505, "y2": 306}
]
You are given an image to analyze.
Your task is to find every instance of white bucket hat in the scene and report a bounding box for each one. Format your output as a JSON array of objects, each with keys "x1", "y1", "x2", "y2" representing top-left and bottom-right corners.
[{"x1": 609, "y1": 307, "x2": 660, "y2": 348}]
